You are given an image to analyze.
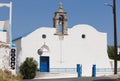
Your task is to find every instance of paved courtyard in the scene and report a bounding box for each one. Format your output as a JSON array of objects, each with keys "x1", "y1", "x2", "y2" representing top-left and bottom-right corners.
[{"x1": 23, "y1": 77, "x2": 116, "y2": 81}]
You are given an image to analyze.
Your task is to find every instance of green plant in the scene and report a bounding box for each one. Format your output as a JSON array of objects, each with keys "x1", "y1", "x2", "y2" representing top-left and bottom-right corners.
[
  {"x1": 107, "y1": 46, "x2": 120, "y2": 60},
  {"x1": 20, "y1": 57, "x2": 37, "y2": 79},
  {"x1": 108, "y1": 46, "x2": 114, "y2": 60}
]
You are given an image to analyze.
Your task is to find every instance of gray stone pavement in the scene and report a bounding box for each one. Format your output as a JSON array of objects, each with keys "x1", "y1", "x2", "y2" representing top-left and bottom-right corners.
[{"x1": 23, "y1": 77, "x2": 116, "y2": 81}]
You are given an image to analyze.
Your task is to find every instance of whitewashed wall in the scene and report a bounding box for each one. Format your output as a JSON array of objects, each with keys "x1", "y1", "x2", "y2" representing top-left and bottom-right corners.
[
  {"x1": 14, "y1": 24, "x2": 111, "y2": 76},
  {"x1": 0, "y1": 32, "x2": 7, "y2": 42},
  {"x1": 0, "y1": 21, "x2": 10, "y2": 43}
]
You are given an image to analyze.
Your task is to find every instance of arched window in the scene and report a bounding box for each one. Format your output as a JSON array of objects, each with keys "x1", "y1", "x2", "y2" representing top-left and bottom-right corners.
[
  {"x1": 58, "y1": 15, "x2": 63, "y2": 32},
  {"x1": 82, "y1": 34, "x2": 86, "y2": 39}
]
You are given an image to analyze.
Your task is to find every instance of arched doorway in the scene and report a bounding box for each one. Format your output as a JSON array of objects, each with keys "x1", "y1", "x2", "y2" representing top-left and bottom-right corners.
[{"x1": 38, "y1": 44, "x2": 50, "y2": 72}]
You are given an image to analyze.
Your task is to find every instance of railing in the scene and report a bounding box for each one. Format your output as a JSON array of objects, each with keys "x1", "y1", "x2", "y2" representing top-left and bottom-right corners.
[
  {"x1": 96, "y1": 68, "x2": 114, "y2": 72},
  {"x1": 97, "y1": 68, "x2": 120, "y2": 72},
  {"x1": 50, "y1": 68, "x2": 120, "y2": 73},
  {"x1": 96, "y1": 68, "x2": 120, "y2": 76},
  {"x1": 37, "y1": 67, "x2": 120, "y2": 76},
  {"x1": 50, "y1": 68, "x2": 76, "y2": 72}
]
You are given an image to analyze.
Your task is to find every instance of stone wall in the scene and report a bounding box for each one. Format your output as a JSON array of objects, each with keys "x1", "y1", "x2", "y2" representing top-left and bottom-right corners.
[{"x1": 0, "y1": 41, "x2": 10, "y2": 71}]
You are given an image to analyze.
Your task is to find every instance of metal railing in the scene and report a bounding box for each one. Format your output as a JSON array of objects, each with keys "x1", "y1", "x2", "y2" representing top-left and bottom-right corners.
[
  {"x1": 96, "y1": 68, "x2": 114, "y2": 72},
  {"x1": 50, "y1": 68, "x2": 120, "y2": 73},
  {"x1": 50, "y1": 68, "x2": 76, "y2": 72},
  {"x1": 97, "y1": 68, "x2": 120, "y2": 72}
]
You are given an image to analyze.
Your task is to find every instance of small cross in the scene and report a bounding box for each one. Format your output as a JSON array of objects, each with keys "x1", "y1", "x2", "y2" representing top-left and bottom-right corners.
[{"x1": 59, "y1": 2, "x2": 63, "y2": 8}]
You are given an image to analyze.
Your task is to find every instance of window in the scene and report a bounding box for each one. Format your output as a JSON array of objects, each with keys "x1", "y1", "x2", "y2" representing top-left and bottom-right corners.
[
  {"x1": 82, "y1": 34, "x2": 86, "y2": 39},
  {"x1": 42, "y1": 58, "x2": 47, "y2": 64},
  {"x1": 42, "y1": 34, "x2": 46, "y2": 39},
  {"x1": 58, "y1": 15, "x2": 63, "y2": 32}
]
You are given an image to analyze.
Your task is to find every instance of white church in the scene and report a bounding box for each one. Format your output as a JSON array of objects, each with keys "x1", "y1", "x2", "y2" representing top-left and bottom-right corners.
[
  {"x1": 0, "y1": 2, "x2": 117, "y2": 77},
  {"x1": 13, "y1": 3, "x2": 114, "y2": 76}
]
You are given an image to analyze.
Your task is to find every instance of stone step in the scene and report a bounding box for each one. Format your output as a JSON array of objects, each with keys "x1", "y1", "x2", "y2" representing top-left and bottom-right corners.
[{"x1": 35, "y1": 72, "x2": 77, "y2": 79}]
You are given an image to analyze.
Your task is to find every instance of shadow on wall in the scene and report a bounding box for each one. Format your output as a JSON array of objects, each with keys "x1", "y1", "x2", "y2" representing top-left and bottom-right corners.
[{"x1": 14, "y1": 39, "x2": 22, "y2": 74}]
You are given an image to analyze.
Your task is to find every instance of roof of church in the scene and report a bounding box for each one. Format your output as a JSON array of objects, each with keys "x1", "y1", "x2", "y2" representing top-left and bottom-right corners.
[
  {"x1": 12, "y1": 24, "x2": 104, "y2": 41},
  {"x1": 12, "y1": 27, "x2": 53, "y2": 41}
]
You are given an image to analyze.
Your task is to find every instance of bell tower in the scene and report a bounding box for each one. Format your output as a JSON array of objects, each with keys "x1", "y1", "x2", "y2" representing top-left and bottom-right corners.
[{"x1": 53, "y1": 2, "x2": 68, "y2": 36}]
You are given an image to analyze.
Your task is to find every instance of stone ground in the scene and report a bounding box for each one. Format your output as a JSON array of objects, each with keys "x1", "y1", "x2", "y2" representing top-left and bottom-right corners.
[{"x1": 23, "y1": 77, "x2": 117, "y2": 81}]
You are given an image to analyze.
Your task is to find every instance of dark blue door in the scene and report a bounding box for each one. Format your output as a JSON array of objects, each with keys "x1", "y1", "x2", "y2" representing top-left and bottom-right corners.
[{"x1": 40, "y1": 56, "x2": 49, "y2": 72}]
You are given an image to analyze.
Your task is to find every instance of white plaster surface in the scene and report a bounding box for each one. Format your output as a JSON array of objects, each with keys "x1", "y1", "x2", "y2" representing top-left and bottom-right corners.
[{"x1": 14, "y1": 24, "x2": 112, "y2": 76}]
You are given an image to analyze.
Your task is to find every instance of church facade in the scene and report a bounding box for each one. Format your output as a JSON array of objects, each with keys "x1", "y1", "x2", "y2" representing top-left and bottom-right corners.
[{"x1": 13, "y1": 3, "x2": 113, "y2": 76}]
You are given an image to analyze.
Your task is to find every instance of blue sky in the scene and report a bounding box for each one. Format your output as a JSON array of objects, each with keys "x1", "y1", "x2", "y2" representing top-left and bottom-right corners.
[{"x1": 0, "y1": 0, "x2": 120, "y2": 45}]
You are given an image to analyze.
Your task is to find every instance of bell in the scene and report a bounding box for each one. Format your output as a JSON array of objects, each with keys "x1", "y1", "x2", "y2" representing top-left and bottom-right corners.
[{"x1": 37, "y1": 49, "x2": 43, "y2": 55}]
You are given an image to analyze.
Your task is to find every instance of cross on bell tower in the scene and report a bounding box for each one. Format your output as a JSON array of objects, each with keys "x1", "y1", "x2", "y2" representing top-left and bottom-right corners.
[
  {"x1": 59, "y1": 2, "x2": 62, "y2": 8},
  {"x1": 53, "y1": 2, "x2": 68, "y2": 36}
]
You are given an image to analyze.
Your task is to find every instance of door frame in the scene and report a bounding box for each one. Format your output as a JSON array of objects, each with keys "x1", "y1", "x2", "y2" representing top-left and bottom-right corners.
[{"x1": 40, "y1": 56, "x2": 49, "y2": 72}]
